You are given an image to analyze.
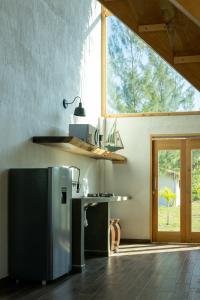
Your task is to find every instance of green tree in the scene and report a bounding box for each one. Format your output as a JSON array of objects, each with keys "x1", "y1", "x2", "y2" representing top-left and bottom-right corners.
[
  {"x1": 107, "y1": 16, "x2": 197, "y2": 113},
  {"x1": 159, "y1": 187, "x2": 176, "y2": 225},
  {"x1": 107, "y1": 16, "x2": 200, "y2": 200},
  {"x1": 158, "y1": 150, "x2": 200, "y2": 201},
  {"x1": 158, "y1": 150, "x2": 180, "y2": 178},
  {"x1": 192, "y1": 151, "x2": 200, "y2": 200}
]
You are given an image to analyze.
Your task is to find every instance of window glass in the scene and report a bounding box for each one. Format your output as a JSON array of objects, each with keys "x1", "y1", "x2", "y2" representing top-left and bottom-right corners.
[
  {"x1": 158, "y1": 150, "x2": 180, "y2": 232},
  {"x1": 106, "y1": 16, "x2": 200, "y2": 115}
]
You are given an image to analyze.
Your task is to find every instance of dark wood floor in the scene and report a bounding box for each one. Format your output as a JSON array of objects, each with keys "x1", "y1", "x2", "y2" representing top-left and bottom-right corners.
[{"x1": 1, "y1": 244, "x2": 200, "y2": 300}]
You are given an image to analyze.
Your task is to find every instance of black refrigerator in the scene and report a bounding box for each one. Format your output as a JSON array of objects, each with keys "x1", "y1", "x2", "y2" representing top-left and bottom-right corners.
[{"x1": 9, "y1": 167, "x2": 72, "y2": 284}]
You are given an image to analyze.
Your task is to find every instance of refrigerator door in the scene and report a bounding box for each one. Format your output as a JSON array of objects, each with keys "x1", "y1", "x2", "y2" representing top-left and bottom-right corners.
[
  {"x1": 9, "y1": 168, "x2": 49, "y2": 281},
  {"x1": 49, "y1": 167, "x2": 72, "y2": 279}
]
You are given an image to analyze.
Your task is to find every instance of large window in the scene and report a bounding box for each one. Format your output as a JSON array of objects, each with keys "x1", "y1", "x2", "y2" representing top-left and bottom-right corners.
[{"x1": 102, "y1": 10, "x2": 200, "y2": 117}]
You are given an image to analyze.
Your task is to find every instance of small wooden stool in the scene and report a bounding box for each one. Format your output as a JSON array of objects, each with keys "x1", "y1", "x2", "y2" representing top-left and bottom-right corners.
[
  {"x1": 110, "y1": 219, "x2": 121, "y2": 252},
  {"x1": 110, "y1": 219, "x2": 116, "y2": 251},
  {"x1": 113, "y1": 219, "x2": 121, "y2": 250}
]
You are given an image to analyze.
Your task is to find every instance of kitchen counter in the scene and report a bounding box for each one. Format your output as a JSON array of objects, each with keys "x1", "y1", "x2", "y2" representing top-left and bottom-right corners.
[
  {"x1": 78, "y1": 195, "x2": 130, "y2": 205},
  {"x1": 72, "y1": 195, "x2": 131, "y2": 272}
]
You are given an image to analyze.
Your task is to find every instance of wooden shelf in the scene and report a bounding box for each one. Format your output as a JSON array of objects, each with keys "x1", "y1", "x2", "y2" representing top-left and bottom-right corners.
[{"x1": 32, "y1": 136, "x2": 127, "y2": 163}]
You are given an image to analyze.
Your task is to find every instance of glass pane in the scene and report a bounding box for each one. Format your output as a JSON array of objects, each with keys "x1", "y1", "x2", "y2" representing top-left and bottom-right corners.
[
  {"x1": 191, "y1": 150, "x2": 200, "y2": 232},
  {"x1": 158, "y1": 150, "x2": 180, "y2": 232},
  {"x1": 106, "y1": 16, "x2": 200, "y2": 115}
]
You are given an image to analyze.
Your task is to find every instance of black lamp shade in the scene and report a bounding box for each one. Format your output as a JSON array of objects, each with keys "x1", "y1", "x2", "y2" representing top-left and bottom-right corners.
[{"x1": 74, "y1": 102, "x2": 86, "y2": 117}]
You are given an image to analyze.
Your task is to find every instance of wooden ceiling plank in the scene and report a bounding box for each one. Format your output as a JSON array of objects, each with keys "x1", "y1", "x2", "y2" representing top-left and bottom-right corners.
[
  {"x1": 174, "y1": 55, "x2": 200, "y2": 64},
  {"x1": 160, "y1": 0, "x2": 200, "y2": 55},
  {"x1": 139, "y1": 23, "x2": 167, "y2": 33},
  {"x1": 100, "y1": 0, "x2": 138, "y2": 30},
  {"x1": 169, "y1": 0, "x2": 200, "y2": 28},
  {"x1": 127, "y1": 0, "x2": 139, "y2": 24},
  {"x1": 98, "y1": 0, "x2": 200, "y2": 91}
]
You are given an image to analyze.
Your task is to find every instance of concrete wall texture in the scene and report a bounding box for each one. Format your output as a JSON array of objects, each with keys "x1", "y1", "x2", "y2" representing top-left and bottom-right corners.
[
  {"x1": 1, "y1": 0, "x2": 200, "y2": 281},
  {"x1": 0, "y1": 0, "x2": 101, "y2": 279}
]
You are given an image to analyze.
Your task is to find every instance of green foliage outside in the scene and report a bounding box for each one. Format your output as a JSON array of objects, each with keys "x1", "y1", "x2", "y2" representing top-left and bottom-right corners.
[
  {"x1": 107, "y1": 16, "x2": 199, "y2": 114},
  {"x1": 158, "y1": 206, "x2": 180, "y2": 231},
  {"x1": 158, "y1": 150, "x2": 200, "y2": 201},
  {"x1": 107, "y1": 16, "x2": 200, "y2": 199},
  {"x1": 191, "y1": 151, "x2": 200, "y2": 200},
  {"x1": 159, "y1": 187, "x2": 176, "y2": 225},
  {"x1": 159, "y1": 200, "x2": 200, "y2": 231},
  {"x1": 158, "y1": 150, "x2": 180, "y2": 178},
  {"x1": 107, "y1": 16, "x2": 200, "y2": 229}
]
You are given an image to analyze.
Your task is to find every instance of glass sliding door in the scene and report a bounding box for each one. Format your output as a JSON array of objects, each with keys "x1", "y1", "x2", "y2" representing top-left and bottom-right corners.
[
  {"x1": 191, "y1": 150, "x2": 200, "y2": 232},
  {"x1": 152, "y1": 137, "x2": 200, "y2": 243},
  {"x1": 186, "y1": 140, "x2": 200, "y2": 242},
  {"x1": 152, "y1": 139, "x2": 185, "y2": 242},
  {"x1": 158, "y1": 149, "x2": 181, "y2": 232}
]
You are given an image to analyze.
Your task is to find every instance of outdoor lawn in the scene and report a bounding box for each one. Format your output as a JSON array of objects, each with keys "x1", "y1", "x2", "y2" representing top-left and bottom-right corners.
[{"x1": 158, "y1": 200, "x2": 200, "y2": 232}]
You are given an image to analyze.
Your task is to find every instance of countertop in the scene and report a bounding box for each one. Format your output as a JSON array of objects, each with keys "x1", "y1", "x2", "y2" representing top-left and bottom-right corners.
[{"x1": 73, "y1": 195, "x2": 131, "y2": 205}]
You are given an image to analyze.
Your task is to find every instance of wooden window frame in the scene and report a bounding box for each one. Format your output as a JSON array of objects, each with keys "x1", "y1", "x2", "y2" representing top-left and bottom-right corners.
[{"x1": 101, "y1": 7, "x2": 200, "y2": 118}]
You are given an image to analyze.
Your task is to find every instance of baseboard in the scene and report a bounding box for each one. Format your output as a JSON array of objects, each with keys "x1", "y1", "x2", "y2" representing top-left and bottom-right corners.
[
  {"x1": 85, "y1": 250, "x2": 109, "y2": 257},
  {"x1": 0, "y1": 276, "x2": 10, "y2": 287},
  {"x1": 120, "y1": 238, "x2": 151, "y2": 244},
  {"x1": 72, "y1": 264, "x2": 85, "y2": 273}
]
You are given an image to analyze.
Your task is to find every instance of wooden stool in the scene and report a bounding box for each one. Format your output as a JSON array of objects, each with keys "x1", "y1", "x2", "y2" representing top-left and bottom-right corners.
[
  {"x1": 113, "y1": 219, "x2": 121, "y2": 250},
  {"x1": 110, "y1": 219, "x2": 121, "y2": 252},
  {"x1": 110, "y1": 219, "x2": 116, "y2": 251}
]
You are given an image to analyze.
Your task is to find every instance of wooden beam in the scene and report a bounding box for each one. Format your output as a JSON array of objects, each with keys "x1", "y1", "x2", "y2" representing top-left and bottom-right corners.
[
  {"x1": 101, "y1": 7, "x2": 107, "y2": 117},
  {"x1": 139, "y1": 24, "x2": 167, "y2": 33},
  {"x1": 174, "y1": 55, "x2": 200, "y2": 64},
  {"x1": 159, "y1": 0, "x2": 176, "y2": 52},
  {"x1": 98, "y1": 0, "x2": 200, "y2": 91},
  {"x1": 169, "y1": 0, "x2": 200, "y2": 28},
  {"x1": 102, "y1": 7, "x2": 112, "y2": 17},
  {"x1": 127, "y1": 0, "x2": 139, "y2": 24}
]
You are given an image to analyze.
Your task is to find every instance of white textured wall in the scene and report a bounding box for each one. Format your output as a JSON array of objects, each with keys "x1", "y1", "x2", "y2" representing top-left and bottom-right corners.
[
  {"x1": 0, "y1": 0, "x2": 101, "y2": 279},
  {"x1": 105, "y1": 116, "x2": 200, "y2": 239}
]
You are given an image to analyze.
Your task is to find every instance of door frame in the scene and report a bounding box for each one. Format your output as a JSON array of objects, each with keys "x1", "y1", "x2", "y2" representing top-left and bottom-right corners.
[
  {"x1": 150, "y1": 134, "x2": 200, "y2": 243},
  {"x1": 186, "y1": 139, "x2": 200, "y2": 242}
]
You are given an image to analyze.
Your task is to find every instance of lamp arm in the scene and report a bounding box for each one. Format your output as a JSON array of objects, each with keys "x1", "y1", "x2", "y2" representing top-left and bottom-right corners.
[{"x1": 63, "y1": 96, "x2": 81, "y2": 109}]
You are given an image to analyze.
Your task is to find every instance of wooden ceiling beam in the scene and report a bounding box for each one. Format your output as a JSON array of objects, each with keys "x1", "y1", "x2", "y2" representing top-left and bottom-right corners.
[
  {"x1": 102, "y1": 7, "x2": 112, "y2": 17},
  {"x1": 127, "y1": 0, "x2": 139, "y2": 24},
  {"x1": 174, "y1": 55, "x2": 200, "y2": 64},
  {"x1": 169, "y1": 0, "x2": 200, "y2": 28},
  {"x1": 98, "y1": 0, "x2": 200, "y2": 91},
  {"x1": 100, "y1": 0, "x2": 138, "y2": 30},
  {"x1": 139, "y1": 24, "x2": 167, "y2": 33}
]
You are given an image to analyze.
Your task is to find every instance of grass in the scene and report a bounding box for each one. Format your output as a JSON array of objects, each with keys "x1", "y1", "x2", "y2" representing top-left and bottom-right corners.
[{"x1": 158, "y1": 200, "x2": 200, "y2": 232}]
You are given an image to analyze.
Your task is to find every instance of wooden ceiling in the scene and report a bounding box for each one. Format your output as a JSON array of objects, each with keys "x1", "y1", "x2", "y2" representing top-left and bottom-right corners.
[{"x1": 98, "y1": 0, "x2": 200, "y2": 92}]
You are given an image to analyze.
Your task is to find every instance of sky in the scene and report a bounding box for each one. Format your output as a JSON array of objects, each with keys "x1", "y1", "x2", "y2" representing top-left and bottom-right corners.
[{"x1": 107, "y1": 16, "x2": 200, "y2": 113}]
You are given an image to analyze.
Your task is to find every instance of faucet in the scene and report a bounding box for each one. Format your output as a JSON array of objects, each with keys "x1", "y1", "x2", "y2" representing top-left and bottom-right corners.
[{"x1": 69, "y1": 166, "x2": 80, "y2": 193}]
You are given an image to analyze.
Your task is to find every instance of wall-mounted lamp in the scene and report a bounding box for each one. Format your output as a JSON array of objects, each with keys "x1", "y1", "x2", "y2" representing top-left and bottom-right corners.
[{"x1": 63, "y1": 96, "x2": 86, "y2": 117}]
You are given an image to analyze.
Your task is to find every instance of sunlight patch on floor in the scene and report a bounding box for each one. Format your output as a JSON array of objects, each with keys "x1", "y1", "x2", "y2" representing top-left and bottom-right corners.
[{"x1": 111, "y1": 243, "x2": 200, "y2": 256}]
